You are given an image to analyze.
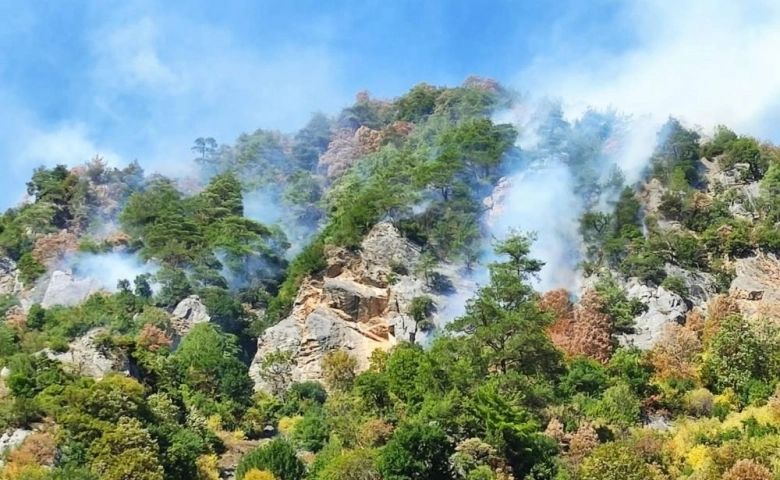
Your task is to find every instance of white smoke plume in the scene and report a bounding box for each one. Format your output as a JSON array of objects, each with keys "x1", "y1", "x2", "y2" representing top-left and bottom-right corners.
[
  {"x1": 69, "y1": 252, "x2": 159, "y2": 293},
  {"x1": 481, "y1": 0, "x2": 780, "y2": 293}
]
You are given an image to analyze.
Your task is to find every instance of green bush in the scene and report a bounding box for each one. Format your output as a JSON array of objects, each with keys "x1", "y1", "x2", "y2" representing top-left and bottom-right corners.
[
  {"x1": 661, "y1": 275, "x2": 688, "y2": 298},
  {"x1": 235, "y1": 439, "x2": 305, "y2": 480},
  {"x1": 18, "y1": 252, "x2": 46, "y2": 285}
]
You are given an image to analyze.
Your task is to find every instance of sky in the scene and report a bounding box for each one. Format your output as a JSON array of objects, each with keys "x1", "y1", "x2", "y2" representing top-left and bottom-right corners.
[{"x1": 1, "y1": 0, "x2": 779, "y2": 209}]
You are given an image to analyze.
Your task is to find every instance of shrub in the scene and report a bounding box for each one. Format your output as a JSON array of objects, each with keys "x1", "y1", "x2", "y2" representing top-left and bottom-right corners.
[
  {"x1": 661, "y1": 275, "x2": 687, "y2": 298},
  {"x1": 235, "y1": 439, "x2": 305, "y2": 480}
]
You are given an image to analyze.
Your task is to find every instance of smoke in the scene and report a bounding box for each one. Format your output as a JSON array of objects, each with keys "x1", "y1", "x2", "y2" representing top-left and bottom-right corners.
[
  {"x1": 488, "y1": 163, "x2": 582, "y2": 292},
  {"x1": 68, "y1": 252, "x2": 159, "y2": 293},
  {"x1": 481, "y1": 0, "x2": 780, "y2": 293}
]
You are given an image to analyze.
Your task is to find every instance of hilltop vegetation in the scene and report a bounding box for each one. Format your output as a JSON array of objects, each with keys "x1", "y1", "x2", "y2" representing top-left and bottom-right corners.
[{"x1": 0, "y1": 78, "x2": 780, "y2": 480}]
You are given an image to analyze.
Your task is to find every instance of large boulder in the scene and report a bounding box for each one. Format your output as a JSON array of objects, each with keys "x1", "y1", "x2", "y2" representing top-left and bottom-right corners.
[
  {"x1": 323, "y1": 278, "x2": 389, "y2": 322},
  {"x1": 249, "y1": 304, "x2": 386, "y2": 392},
  {"x1": 41, "y1": 328, "x2": 130, "y2": 379},
  {"x1": 620, "y1": 280, "x2": 687, "y2": 350},
  {"x1": 40, "y1": 270, "x2": 102, "y2": 308},
  {"x1": 172, "y1": 295, "x2": 211, "y2": 325}
]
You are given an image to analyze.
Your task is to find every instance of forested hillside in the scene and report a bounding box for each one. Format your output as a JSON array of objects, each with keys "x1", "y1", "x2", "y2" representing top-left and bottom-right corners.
[{"x1": 1, "y1": 78, "x2": 780, "y2": 480}]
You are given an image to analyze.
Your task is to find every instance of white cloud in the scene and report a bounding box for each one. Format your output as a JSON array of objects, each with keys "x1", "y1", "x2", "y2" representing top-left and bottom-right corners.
[{"x1": 518, "y1": 0, "x2": 780, "y2": 141}]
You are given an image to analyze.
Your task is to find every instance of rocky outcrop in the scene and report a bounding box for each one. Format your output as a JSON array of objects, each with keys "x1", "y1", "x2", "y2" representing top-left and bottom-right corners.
[
  {"x1": 171, "y1": 295, "x2": 211, "y2": 329},
  {"x1": 0, "y1": 258, "x2": 21, "y2": 296},
  {"x1": 323, "y1": 278, "x2": 389, "y2": 322},
  {"x1": 730, "y1": 254, "x2": 780, "y2": 320},
  {"x1": 620, "y1": 280, "x2": 687, "y2": 350},
  {"x1": 41, "y1": 328, "x2": 130, "y2": 379},
  {"x1": 40, "y1": 270, "x2": 102, "y2": 308},
  {"x1": 664, "y1": 265, "x2": 717, "y2": 307},
  {"x1": 250, "y1": 222, "x2": 473, "y2": 392}
]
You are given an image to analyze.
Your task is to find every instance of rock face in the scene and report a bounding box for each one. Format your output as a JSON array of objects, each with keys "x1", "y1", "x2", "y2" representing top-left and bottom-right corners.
[
  {"x1": 250, "y1": 222, "x2": 473, "y2": 392},
  {"x1": 42, "y1": 328, "x2": 130, "y2": 379},
  {"x1": 323, "y1": 279, "x2": 389, "y2": 322},
  {"x1": 40, "y1": 270, "x2": 102, "y2": 308},
  {"x1": 0, "y1": 258, "x2": 21, "y2": 295},
  {"x1": 620, "y1": 280, "x2": 687, "y2": 350},
  {"x1": 171, "y1": 295, "x2": 211, "y2": 329},
  {"x1": 730, "y1": 254, "x2": 780, "y2": 320},
  {"x1": 664, "y1": 265, "x2": 717, "y2": 307}
]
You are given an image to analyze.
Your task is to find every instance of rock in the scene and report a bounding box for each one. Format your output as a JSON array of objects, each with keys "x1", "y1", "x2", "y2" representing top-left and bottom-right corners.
[
  {"x1": 730, "y1": 254, "x2": 780, "y2": 320},
  {"x1": 0, "y1": 428, "x2": 32, "y2": 456},
  {"x1": 249, "y1": 221, "x2": 474, "y2": 392},
  {"x1": 41, "y1": 328, "x2": 130, "y2": 379},
  {"x1": 0, "y1": 367, "x2": 9, "y2": 379},
  {"x1": 640, "y1": 178, "x2": 667, "y2": 215},
  {"x1": 0, "y1": 258, "x2": 21, "y2": 295},
  {"x1": 620, "y1": 280, "x2": 687, "y2": 349},
  {"x1": 172, "y1": 295, "x2": 211, "y2": 325},
  {"x1": 644, "y1": 414, "x2": 673, "y2": 431},
  {"x1": 323, "y1": 278, "x2": 389, "y2": 322},
  {"x1": 249, "y1": 304, "x2": 387, "y2": 392},
  {"x1": 40, "y1": 270, "x2": 102, "y2": 308},
  {"x1": 664, "y1": 265, "x2": 717, "y2": 307},
  {"x1": 718, "y1": 163, "x2": 752, "y2": 187},
  {"x1": 359, "y1": 222, "x2": 420, "y2": 277}
]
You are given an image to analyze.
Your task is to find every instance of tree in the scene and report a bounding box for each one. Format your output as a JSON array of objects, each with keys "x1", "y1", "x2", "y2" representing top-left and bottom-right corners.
[
  {"x1": 235, "y1": 439, "x2": 305, "y2": 480},
  {"x1": 174, "y1": 324, "x2": 251, "y2": 405},
  {"x1": 588, "y1": 383, "x2": 641, "y2": 429},
  {"x1": 321, "y1": 350, "x2": 358, "y2": 392},
  {"x1": 722, "y1": 137, "x2": 768, "y2": 181},
  {"x1": 319, "y1": 449, "x2": 381, "y2": 480},
  {"x1": 89, "y1": 417, "x2": 164, "y2": 480},
  {"x1": 259, "y1": 350, "x2": 294, "y2": 396},
  {"x1": 579, "y1": 442, "x2": 656, "y2": 480},
  {"x1": 192, "y1": 137, "x2": 218, "y2": 165},
  {"x1": 448, "y1": 232, "x2": 561, "y2": 376},
  {"x1": 377, "y1": 422, "x2": 453, "y2": 480},
  {"x1": 473, "y1": 383, "x2": 554, "y2": 477},
  {"x1": 408, "y1": 296, "x2": 435, "y2": 332},
  {"x1": 291, "y1": 406, "x2": 329, "y2": 452}
]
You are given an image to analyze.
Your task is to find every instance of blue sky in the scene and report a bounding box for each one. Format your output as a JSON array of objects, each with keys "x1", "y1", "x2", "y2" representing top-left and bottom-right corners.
[{"x1": 1, "y1": 0, "x2": 779, "y2": 209}]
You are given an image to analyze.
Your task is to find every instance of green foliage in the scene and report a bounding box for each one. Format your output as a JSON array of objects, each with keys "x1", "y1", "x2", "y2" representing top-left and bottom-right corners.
[
  {"x1": 18, "y1": 252, "x2": 46, "y2": 285},
  {"x1": 377, "y1": 421, "x2": 453, "y2": 480},
  {"x1": 588, "y1": 383, "x2": 642, "y2": 429},
  {"x1": 593, "y1": 278, "x2": 644, "y2": 334},
  {"x1": 448, "y1": 232, "x2": 562, "y2": 377},
  {"x1": 702, "y1": 125, "x2": 738, "y2": 158},
  {"x1": 702, "y1": 315, "x2": 780, "y2": 401},
  {"x1": 660, "y1": 275, "x2": 688, "y2": 298},
  {"x1": 89, "y1": 417, "x2": 165, "y2": 480},
  {"x1": 236, "y1": 439, "x2": 306, "y2": 480},
  {"x1": 291, "y1": 406, "x2": 329, "y2": 452},
  {"x1": 317, "y1": 448, "x2": 380, "y2": 480},
  {"x1": 721, "y1": 137, "x2": 768, "y2": 181},
  {"x1": 651, "y1": 117, "x2": 702, "y2": 187},
  {"x1": 579, "y1": 442, "x2": 656, "y2": 480},
  {"x1": 561, "y1": 357, "x2": 610, "y2": 398}
]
